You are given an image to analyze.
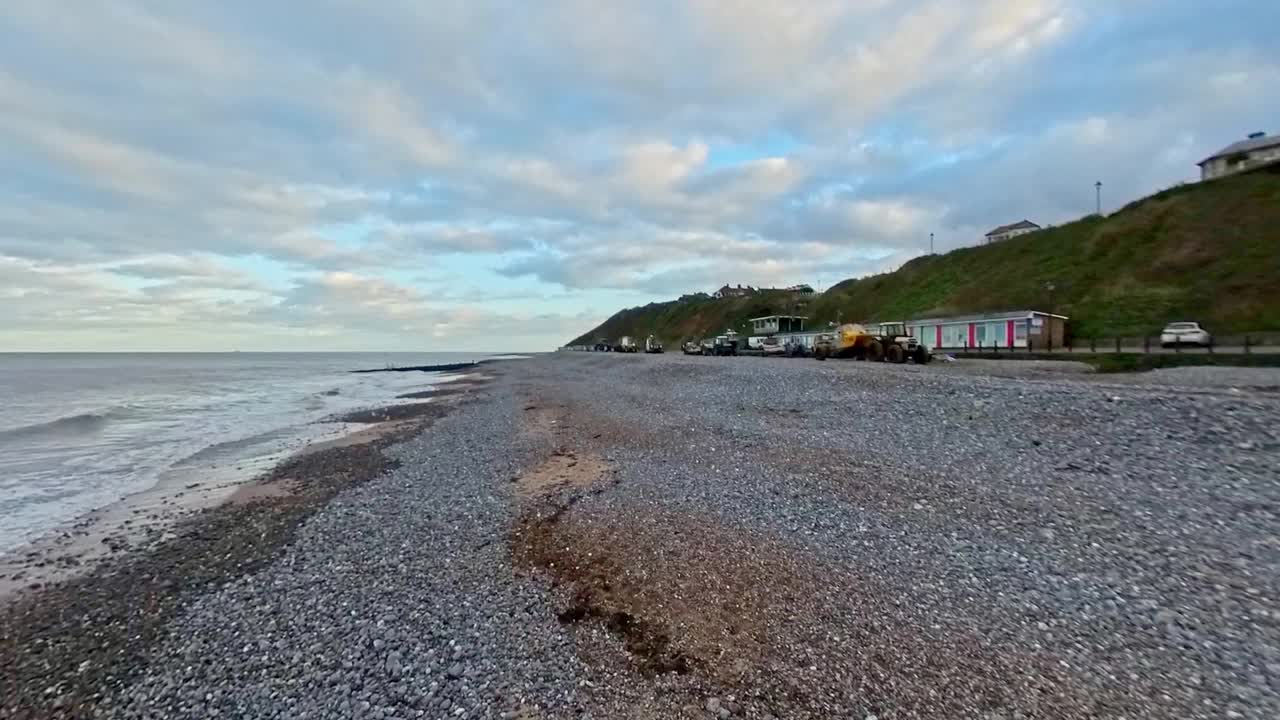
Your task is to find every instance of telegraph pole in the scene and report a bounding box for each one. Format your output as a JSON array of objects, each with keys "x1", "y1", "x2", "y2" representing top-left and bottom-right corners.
[
  {"x1": 930, "y1": 232, "x2": 935, "y2": 255},
  {"x1": 1095, "y1": 181, "x2": 1102, "y2": 215}
]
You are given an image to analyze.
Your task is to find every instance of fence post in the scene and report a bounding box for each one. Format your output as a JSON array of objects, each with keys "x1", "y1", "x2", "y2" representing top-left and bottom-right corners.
[
  {"x1": 1115, "y1": 337, "x2": 1121, "y2": 354},
  {"x1": 1090, "y1": 337, "x2": 1096, "y2": 353},
  {"x1": 1143, "y1": 336, "x2": 1150, "y2": 354},
  {"x1": 1175, "y1": 339, "x2": 1181, "y2": 353},
  {"x1": 1244, "y1": 335, "x2": 1251, "y2": 354},
  {"x1": 1207, "y1": 335, "x2": 1214, "y2": 354}
]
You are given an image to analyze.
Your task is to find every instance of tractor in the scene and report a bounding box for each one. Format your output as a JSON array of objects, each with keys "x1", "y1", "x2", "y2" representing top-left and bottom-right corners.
[
  {"x1": 711, "y1": 329, "x2": 741, "y2": 356},
  {"x1": 812, "y1": 322, "x2": 930, "y2": 364}
]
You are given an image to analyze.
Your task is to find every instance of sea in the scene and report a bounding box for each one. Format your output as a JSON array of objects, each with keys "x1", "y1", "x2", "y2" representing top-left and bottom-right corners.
[{"x1": 0, "y1": 352, "x2": 498, "y2": 556}]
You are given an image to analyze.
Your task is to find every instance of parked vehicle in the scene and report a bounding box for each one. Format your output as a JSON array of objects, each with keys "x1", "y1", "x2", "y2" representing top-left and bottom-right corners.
[
  {"x1": 645, "y1": 335, "x2": 664, "y2": 353},
  {"x1": 812, "y1": 323, "x2": 929, "y2": 363},
  {"x1": 682, "y1": 340, "x2": 702, "y2": 355},
  {"x1": 711, "y1": 335, "x2": 739, "y2": 356},
  {"x1": 699, "y1": 339, "x2": 715, "y2": 355},
  {"x1": 812, "y1": 333, "x2": 835, "y2": 360},
  {"x1": 617, "y1": 336, "x2": 639, "y2": 353},
  {"x1": 1161, "y1": 322, "x2": 1212, "y2": 348},
  {"x1": 876, "y1": 322, "x2": 931, "y2": 363},
  {"x1": 760, "y1": 336, "x2": 786, "y2": 356},
  {"x1": 785, "y1": 338, "x2": 810, "y2": 358}
]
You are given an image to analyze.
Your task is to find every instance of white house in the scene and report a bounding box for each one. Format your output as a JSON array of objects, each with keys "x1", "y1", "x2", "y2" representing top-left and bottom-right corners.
[
  {"x1": 984, "y1": 220, "x2": 1041, "y2": 244},
  {"x1": 1198, "y1": 131, "x2": 1280, "y2": 181},
  {"x1": 749, "y1": 315, "x2": 807, "y2": 335}
]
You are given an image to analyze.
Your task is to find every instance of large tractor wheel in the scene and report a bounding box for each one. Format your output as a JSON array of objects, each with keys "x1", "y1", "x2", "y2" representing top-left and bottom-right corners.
[
  {"x1": 865, "y1": 340, "x2": 884, "y2": 362},
  {"x1": 886, "y1": 343, "x2": 906, "y2": 364}
]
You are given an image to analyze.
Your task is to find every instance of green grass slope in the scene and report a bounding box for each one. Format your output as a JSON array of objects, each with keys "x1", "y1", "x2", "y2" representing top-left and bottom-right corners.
[
  {"x1": 567, "y1": 291, "x2": 807, "y2": 347},
  {"x1": 569, "y1": 171, "x2": 1280, "y2": 346}
]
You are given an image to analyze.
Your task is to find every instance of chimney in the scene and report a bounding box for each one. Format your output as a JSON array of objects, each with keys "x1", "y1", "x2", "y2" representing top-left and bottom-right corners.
[{"x1": 1248, "y1": 131, "x2": 1266, "y2": 139}]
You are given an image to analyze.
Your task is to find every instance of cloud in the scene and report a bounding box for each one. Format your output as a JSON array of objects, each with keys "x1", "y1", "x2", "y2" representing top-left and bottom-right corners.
[
  {"x1": 111, "y1": 254, "x2": 253, "y2": 281},
  {"x1": 1, "y1": 0, "x2": 1277, "y2": 350}
]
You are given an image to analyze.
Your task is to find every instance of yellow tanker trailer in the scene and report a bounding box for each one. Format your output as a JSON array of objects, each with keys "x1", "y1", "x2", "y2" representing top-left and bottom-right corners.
[{"x1": 813, "y1": 322, "x2": 930, "y2": 364}]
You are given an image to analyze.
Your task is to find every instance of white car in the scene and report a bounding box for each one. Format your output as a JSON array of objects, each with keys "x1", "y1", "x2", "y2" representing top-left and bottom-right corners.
[{"x1": 1161, "y1": 322, "x2": 1212, "y2": 348}]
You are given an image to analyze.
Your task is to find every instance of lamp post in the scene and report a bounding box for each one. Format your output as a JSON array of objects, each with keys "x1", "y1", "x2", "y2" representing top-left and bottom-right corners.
[
  {"x1": 930, "y1": 232, "x2": 935, "y2": 255},
  {"x1": 1095, "y1": 181, "x2": 1102, "y2": 216},
  {"x1": 1044, "y1": 281, "x2": 1058, "y2": 351}
]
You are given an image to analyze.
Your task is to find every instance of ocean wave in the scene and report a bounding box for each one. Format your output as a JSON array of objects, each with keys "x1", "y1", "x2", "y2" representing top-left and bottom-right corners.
[
  {"x1": 0, "y1": 409, "x2": 124, "y2": 440},
  {"x1": 168, "y1": 425, "x2": 301, "y2": 468}
]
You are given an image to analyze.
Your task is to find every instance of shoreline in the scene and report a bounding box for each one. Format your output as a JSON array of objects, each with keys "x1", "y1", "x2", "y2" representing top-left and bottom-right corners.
[
  {"x1": 0, "y1": 374, "x2": 491, "y2": 718},
  {"x1": 0, "y1": 420, "x2": 357, "y2": 600},
  {"x1": 349, "y1": 357, "x2": 528, "y2": 374},
  {"x1": 0, "y1": 372, "x2": 492, "y2": 599}
]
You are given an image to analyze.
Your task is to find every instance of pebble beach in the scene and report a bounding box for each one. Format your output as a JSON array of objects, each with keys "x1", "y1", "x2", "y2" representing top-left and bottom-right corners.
[{"x1": 3, "y1": 354, "x2": 1277, "y2": 719}]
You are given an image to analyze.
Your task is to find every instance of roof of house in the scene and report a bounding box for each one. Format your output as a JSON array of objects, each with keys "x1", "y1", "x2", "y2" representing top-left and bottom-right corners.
[
  {"x1": 1199, "y1": 133, "x2": 1280, "y2": 165},
  {"x1": 898, "y1": 310, "x2": 1069, "y2": 325},
  {"x1": 984, "y1": 219, "x2": 1041, "y2": 237},
  {"x1": 748, "y1": 315, "x2": 809, "y2": 322}
]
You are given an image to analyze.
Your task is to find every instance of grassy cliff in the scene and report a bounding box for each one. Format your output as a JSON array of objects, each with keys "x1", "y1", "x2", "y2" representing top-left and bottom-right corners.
[
  {"x1": 568, "y1": 291, "x2": 806, "y2": 348},
  {"x1": 569, "y1": 171, "x2": 1280, "y2": 346}
]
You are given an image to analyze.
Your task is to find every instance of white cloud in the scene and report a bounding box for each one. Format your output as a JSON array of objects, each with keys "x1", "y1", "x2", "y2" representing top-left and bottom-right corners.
[
  {"x1": 328, "y1": 70, "x2": 458, "y2": 170},
  {"x1": 618, "y1": 141, "x2": 709, "y2": 193},
  {"x1": 1, "y1": 0, "x2": 1276, "y2": 350}
]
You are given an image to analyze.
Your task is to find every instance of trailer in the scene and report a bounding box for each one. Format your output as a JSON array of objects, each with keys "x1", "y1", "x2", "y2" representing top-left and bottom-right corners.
[{"x1": 812, "y1": 323, "x2": 930, "y2": 363}]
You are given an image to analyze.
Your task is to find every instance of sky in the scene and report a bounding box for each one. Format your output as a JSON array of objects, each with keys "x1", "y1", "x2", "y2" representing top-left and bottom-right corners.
[{"x1": 2, "y1": 1, "x2": 1277, "y2": 352}]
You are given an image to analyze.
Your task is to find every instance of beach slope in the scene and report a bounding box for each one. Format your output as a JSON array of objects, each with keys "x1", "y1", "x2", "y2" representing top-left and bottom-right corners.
[{"x1": 4, "y1": 355, "x2": 1278, "y2": 719}]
